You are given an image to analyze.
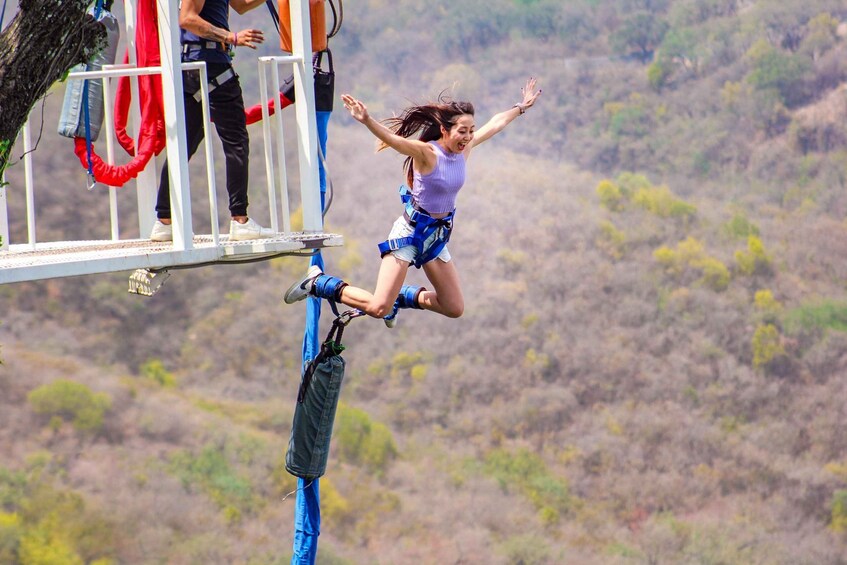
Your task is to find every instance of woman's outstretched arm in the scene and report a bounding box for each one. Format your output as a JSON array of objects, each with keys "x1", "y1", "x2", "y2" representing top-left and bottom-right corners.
[
  {"x1": 341, "y1": 94, "x2": 435, "y2": 167},
  {"x1": 470, "y1": 77, "x2": 541, "y2": 150}
]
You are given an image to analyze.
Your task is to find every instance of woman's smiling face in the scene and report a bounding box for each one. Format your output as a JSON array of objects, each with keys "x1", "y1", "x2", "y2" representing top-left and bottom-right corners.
[{"x1": 441, "y1": 115, "x2": 475, "y2": 153}]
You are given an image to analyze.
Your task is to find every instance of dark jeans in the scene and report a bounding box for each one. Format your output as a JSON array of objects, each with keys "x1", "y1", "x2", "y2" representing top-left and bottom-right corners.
[{"x1": 156, "y1": 63, "x2": 250, "y2": 219}]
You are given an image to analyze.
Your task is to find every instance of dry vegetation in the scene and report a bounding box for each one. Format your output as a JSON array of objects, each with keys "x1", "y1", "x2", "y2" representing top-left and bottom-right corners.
[{"x1": 2, "y1": 0, "x2": 847, "y2": 563}]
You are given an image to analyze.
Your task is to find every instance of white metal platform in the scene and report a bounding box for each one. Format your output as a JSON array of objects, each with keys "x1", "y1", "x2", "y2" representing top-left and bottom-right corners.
[
  {"x1": 0, "y1": 0, "x2": 336, "y2": 287},
  {"x1": 0, "y1": 231, "x2": 343, "y2": 284}
]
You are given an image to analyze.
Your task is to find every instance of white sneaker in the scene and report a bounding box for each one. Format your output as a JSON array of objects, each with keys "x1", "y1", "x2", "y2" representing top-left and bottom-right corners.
[
  {"x1": 284, "y1": 265, "x2": 323, "y2": 304},
  {"x1": 229, "y1": 218, "x2": 275, "y2": 241},
  {"x1": 150, "y1": 220, "x2": 173, "y2": 242}
]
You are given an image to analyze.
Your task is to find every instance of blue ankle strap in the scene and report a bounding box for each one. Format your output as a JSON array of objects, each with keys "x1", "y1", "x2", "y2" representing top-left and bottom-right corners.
[
  {"x1": 397, "y1": 285, "x2": 424, "y2": 310},
  {"x1": 313, "y1": 274, "x2": 347, "y2": 301}
]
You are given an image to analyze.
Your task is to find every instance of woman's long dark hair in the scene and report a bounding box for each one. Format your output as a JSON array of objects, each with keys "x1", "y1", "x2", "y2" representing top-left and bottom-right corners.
[{"x1": 381, "y1": 93, "x2": 474, "y2": 187}]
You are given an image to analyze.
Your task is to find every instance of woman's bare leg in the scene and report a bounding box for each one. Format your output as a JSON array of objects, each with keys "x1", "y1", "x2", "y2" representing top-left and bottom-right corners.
[
  {"x1": 337, "y1": 255, "x2": 411, "y2": 318},
  {"x1": 420, "y1": 258, "x2": 464, "y2": 318}
]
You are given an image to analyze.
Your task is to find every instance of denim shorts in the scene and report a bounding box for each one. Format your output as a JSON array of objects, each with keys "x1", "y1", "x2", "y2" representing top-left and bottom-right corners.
[{"x1": 385, "y1": 215, "x2": 451, "y2": 265}]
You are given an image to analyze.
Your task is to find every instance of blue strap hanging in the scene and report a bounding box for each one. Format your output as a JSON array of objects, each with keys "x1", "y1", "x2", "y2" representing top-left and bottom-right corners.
[
  {"x1": 82, "y1": 0, "x2": 106, "y2": 190},
  {"x1": 292, "y1": 109, "x2": 332, "y2": 565}
]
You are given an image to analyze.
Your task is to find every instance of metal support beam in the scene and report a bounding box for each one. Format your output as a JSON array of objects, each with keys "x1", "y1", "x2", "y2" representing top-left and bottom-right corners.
[
  {"x1": 156, "y1": 0, "x2": 193, "y2": 250},
  {"x1": 123, "y1": 0, "x2": 158, "y2": 239},
  {"x1": 289, "y1": 0, "x2": 323, "y2": 233}
]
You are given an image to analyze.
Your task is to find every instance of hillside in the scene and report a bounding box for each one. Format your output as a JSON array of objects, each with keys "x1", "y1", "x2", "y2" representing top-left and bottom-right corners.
[{"x1": 2, "y1": 1, "x2": 847, "y2": 563}]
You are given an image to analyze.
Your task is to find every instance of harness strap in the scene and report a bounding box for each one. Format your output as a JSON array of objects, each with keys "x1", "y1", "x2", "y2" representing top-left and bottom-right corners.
[
  {"x1": 192, "y1": 68, "x2": 237, "y2": 102},
  {"x1": 378, "y1": 185, "x2": 455, "y2": 268},
  {"x1": 265, "y1": 0, "x2": 281, "y2": 34},
  {"x1": 182, "y1": 41, "x2": 227, "y2": 54}
]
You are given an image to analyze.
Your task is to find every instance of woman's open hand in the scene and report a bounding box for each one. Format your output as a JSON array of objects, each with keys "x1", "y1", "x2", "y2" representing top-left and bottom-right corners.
[
  {"x1": 341, "y1": 94, "x2": 369, "y2": 123},
  {"x1": 519, "y1": 77, "x2": 542, "y2": 111}
]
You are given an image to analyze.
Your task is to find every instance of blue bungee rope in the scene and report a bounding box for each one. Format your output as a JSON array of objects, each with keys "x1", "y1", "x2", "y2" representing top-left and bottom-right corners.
[{"x1": 82, "y1": 0, "x2": 105, "y2": 190}]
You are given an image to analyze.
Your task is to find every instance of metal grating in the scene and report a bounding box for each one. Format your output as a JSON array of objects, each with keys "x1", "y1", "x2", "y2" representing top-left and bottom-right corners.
[{"x1": 0, "y1": 232, "x2": 343, "y2": 284}]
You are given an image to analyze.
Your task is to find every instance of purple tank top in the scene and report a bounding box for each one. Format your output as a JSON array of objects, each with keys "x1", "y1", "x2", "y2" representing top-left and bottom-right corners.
[{"x1": 411, "y1": 141, "x2": 466, "y2": 214}]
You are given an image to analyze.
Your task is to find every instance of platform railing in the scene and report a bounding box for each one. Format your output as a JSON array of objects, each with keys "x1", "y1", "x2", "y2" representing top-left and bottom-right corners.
[
  {"x1": 258, "y1": 54, "x2": 304, "y2": 236},
  {"x1": 1, "y1": 58, "x2": 305, "y2": 251}
]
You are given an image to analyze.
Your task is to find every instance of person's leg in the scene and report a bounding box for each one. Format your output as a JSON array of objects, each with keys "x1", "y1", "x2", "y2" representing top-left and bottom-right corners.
[
  {"x1": 284, "y1": 255, "x2": 411, "y2": 319},
  {"x1": 420, "y1": 258, "x2": 464, "y2": 318},
  {"x1": 338, "y1": 255, "x2": 410, "y2": 318},
  {"x1": 156, "y1": 72, "x2": 206, "y2": 220},
  {"x1": 209, "y1": 71, "x2": 249, "y2": 219}
]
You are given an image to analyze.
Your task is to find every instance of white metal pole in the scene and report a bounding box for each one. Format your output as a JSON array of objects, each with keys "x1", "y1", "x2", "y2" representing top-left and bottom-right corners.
[
  {"x1": 102, "y1": 71, "x2": 120, "y2": 240},
  {"x1": 23, "y1": 119, "x2": 36, "y2": 249},
  {"x1": 258, "y1": 61, "x2": 279, "y2": 233},
  {"x1": 271, "y1": 62, "x2": 292, "y2": 234},
  {"x1": 183, "y1": 62, "x2": 220, "y2": 245},
  {"x1": 0, "y1": 176, "x2": 8, "y2": 252},
  {"x1": 124, "y1": 0, "x2": 158, "y2": 238},
  {"x1": 156, "y1": 0, "x2": 193, "y2": 250},
  {"x1": 289, "y1": 0, "x2": 322, "y2": 232}
]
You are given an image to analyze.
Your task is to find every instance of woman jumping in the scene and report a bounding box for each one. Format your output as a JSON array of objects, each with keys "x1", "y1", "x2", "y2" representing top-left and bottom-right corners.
[{"x1": 284, "y1": 78, "x2": 542, "y2": 327}]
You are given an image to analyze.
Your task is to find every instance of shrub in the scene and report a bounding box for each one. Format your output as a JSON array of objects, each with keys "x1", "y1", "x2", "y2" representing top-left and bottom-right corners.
[
  {"x1": 597, "y1": 221, "x2": 627, "y2": 259},
  {"x1": 139, "y1": 359, "x2": 177, "y2": 388},
  {"x1": 334, "y1": 404, "x2": 397, "y2": 474},
  {"x1": 27, "y1": 380, "x2": 111, "y2": 433},
  {"x1": 319, "y1": 478, "x2": 351, "y2": 526},
  {"x1": 734, "y1": 236, "x2": 772, "y2": 276},
  {"x1": 831, "y1": 490, "x2": 847, "y2": 533},
  {"x1": 498, "y1": 533, "x2": 552, "y2": 564},
  {"x1": 0, "y1": 512, "x2": 21, "y2": 564},
  {"x1": 754, "y1": 290, "x2": 782, "y2": 322},
  {"x1": 632, "y1": 185, "x2": 697, "y2": 219},
  {"x1": 597, "y1": 180, "x2": 624, "y2": 211},
  {"x1": 722, "y1": 210, "x2": 760, "y2": 239},
  {"x1": 647, "y1": 59, "x2": 671, "y2": 90},
  {"x1": 615, "y1": 172, "x2": 652, "y2": 196},
  {"x1": 168, "y1": 446, "x2": 258, "y2": 522},
  {"x1": 18, "y1": 519, "x2": 84, "y2": 565},
  {"x1": 784, "y1": 300, "x2": 847, "y2": 334},
  {"x1": 653, "y1": 237, "x2": 730, "y2": 291},
  {"x1": 746, "y1": 39, "x2": 812, "y2": 106},
  {"x1": 605, "y1": 94, "x2": 653, "y2": 139},
  {"x1": 751, "y1": 324, "x2": 785, "y2": 369},
  {"x1": 695, "y1": 257, "x2": 730, "y2": 291},
  {"x1": 483, "y1": 448, "x2": 570, "y2": 523},
  {"x1": 800, "y1": 12, "x2": 838, "y2": 59}
]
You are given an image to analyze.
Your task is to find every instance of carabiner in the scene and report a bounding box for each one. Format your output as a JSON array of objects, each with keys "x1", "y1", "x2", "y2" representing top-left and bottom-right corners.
[{"x1": 336, "y1": 308, "x2": 365, "y2": 327}]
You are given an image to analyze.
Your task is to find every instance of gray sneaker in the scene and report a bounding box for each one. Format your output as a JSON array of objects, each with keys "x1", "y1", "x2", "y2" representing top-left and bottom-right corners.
[
  {"x1": 284, "y1": 265, "x2": 323, "y2": 304},
  {"x1": 230, "y1": 218, "x2": 275, "y2": 241},
  {"x1": 150, "y1": 220, "x2": 173, "y2": 242}
]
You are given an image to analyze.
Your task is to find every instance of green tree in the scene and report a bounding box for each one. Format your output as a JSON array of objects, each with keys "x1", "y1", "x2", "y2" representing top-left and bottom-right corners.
[
  {"x1": 611, "y1": 12, "x2": 670, "y2": 62},
  {"x1": 746, "y1": 39, "x2": 811, "y2": 106},
  {"x1": 800, "y1": 12, "x2": 838, "y2": 60},
  {"x1": 27, "y1": 380, "x2": 111, "y2": 433}
]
